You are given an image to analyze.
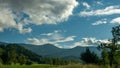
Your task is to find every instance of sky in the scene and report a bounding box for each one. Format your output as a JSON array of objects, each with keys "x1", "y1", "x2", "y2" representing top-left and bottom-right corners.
[{"x1": 0, "y1": 0, "x2": 120, "y2": 48}]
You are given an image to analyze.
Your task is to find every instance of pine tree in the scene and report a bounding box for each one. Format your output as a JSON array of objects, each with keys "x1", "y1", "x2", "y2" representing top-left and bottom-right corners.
[{"x1": 80, "y1": 47, "x2": 99, "y2": 64}]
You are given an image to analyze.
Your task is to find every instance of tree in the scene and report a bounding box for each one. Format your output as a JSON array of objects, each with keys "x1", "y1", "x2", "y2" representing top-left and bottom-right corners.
[
  {"x1": 18, "y1": 54, "x2": 28, "y2": 65},
  {"x1": 99, "y1": 25, "x2": 120, "y2": 67},
  {"x1": 80, "y1": 48, "x2": 99, "y2": 64},
  {"x1": 0, "y1": 48, "x2": 3, "y2": 63},
  {"x1": 7, "y1": 45, "x2": 17, "y2": 64},
  {"x1": 1, "y1": 45, "x2": 17, "y2": 64},
  {"x1": 101, "y1": 49, "x2": 109, "y2": 65}
]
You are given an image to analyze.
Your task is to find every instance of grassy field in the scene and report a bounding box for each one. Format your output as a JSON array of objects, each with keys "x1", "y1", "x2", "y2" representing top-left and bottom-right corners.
[
  {"x1": 0, "y1": 64, "x2": 119, "y2": 68},
  {"x1": 0, "y1": 64, "x2": 58, "y2": 68},
  {"x1": 58, "y1": 64, "x2": 110, "y2": 68}
]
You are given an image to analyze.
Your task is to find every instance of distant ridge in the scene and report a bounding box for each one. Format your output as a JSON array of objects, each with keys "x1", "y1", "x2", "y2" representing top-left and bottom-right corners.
[
  {"x1": 20, "y1": 43, "x2": 101, "y2": 60},
  {"x1": 0, "y1": 42, "x2": 101, "y2": 60}
]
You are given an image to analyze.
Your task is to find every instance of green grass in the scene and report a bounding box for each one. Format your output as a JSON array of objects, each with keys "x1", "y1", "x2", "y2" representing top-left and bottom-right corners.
[
  {"x1": 0, "y1": 64, "x2": 58, "y2": 68},
  {"x1": 58, "y1": 64, "x2": 120, "y2": 68},
  {"x1": 0, "y1": 64, "x2": 119, "y2": 68},
  {"x1": 58, "y1": 64, "x2": 104, "y2": 68}
]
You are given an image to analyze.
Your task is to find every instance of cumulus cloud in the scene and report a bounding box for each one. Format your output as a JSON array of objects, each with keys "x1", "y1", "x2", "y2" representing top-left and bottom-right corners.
[
  {"x1": 56, "y1": 36, "x2": 76, "y2": 43},
  {"x1": 111, "y1": 17, "x2": 120, "y2": 24},
  {"x1": 0, "y1": 8, "x2": 15, "y2": 32},
  {"x1": 69, "y1": 37, "x2": 109, "y2": 48},
  {"x1": 17, "y1": 23, "x2": 32, "y2": 34},
  {"x1": 26, "y1": 36, "x2": 76, "y2": 46},
  {"x1": 79, "y1": 6, "x2": 120, "y2": 16},
  {"x1": 26, "y1": 36, "x2": 110, "y2": 48},
  {"x1": 0, "y1": 8, "x2": 32, "y2": 33},
  {"x1": 25, "y1": 30, "x2": 76, "y2": 47},
  {"x1": 82, "y1": 2, "x2": 91, "y2": 9},
  {"x1": 0, "y1": 0, "x2": 78, "y2": 33},
  {"x1": 92, "y1": 19, "x2": 107, "y2": 25},
  {"x1": 26, "y1": 38, "x2": 50, "y2": 45},
  {"x1": 40, "y1": 30, "x2": 64, "y2": 41}
]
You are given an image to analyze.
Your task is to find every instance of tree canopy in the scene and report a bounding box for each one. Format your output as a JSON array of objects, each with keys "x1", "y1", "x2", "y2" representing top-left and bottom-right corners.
[
  {"x1": 80, "y1": 47, "x2": 99, "y2": 64},
  {"x1": 99, "y1": 25, "x2": 120, "y2": 67}
]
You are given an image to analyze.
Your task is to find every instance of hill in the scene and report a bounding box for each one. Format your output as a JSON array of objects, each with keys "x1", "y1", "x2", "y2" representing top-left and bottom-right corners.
[
  {"x1": 20, "y1": 43, "x2": 101, "y2": 60},
  {"x1": 0, "y1": 42, "x2": 101, "y2": 60},
  {"x1": 0, "y1": 42, "x2": 79, "y2": 65},
  {"x1": 0, "y1": 43, "x2": 44, "y2": 64}
]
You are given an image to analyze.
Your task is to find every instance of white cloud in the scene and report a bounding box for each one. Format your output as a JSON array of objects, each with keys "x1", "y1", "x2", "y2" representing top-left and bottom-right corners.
[
  {"x1": 24, "y1": 0, "x2": 79, "y2": 25},
  {"x1": 26, "y1": 38, "x2": 50, "y2": 45},
  {"x1": 25, "y1": 36, "x2": 109, "y2": 48},
  {"x1": 17, "y1": 23, "x2": 32, "y2": 34},
  {"x1": 96, "y1": 1, "x2": 103, "y2": 5},
  {"x1": 0, "y1": 8, "x2": 16, "y2": 32},
  {"x1": 92, "y1": 19, "x2": 107, "y2": 25},
  {"x1": 56, "y1": 36, "x2": 76, "y2": 43},
  {"x1": 79, "y1": 6, "x2": 120, "y2": 16},
  {"x1": 26, "y1": 36, "x2": 76, "y2": 46},
  {"x1": 82, "y1": 2, "x2": 91, "y2": 9},
  {"x1": 69, "y1": 37, "x2": 109, "y2": 48},
  {"x1": 41, "y1": 30, "x2": 76, "y2": 43},
  {"x1": 25, "y1": 30, "x2": 76, "y2": 47},
  {"x1": 41, "y1": 30, "x2": 61, "y2": 36},
  {"x1": 111, "y1": 17, "x2": 120, "y2": 24},
  {"x1": 0, "y1": 0, "x2": 78, "y2": 33},
  {"x1": 0, "y1": 8, "x2": 32, "y2": 34},
  {"x1": 40, "y1": 30, "x2": 64, "y2": 41}
]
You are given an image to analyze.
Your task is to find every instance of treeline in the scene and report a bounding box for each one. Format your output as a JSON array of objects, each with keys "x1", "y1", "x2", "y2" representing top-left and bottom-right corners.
[
  {"x1": 80, "y1": 25, "x2": 120, "y2": 68},
  {"x1": 0, "y1": 44, "x2": 79, "y2": 65}
]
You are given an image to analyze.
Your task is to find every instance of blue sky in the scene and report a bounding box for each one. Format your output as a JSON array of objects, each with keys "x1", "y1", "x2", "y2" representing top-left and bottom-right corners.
[{"x1": 0, "y1": 0, "x2": 120, "y2": 48}]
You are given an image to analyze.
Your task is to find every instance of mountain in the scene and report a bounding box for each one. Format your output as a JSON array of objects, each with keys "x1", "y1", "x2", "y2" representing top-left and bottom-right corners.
[
  {"x1": 0, "y1": 43, "x2": 44, "y2": 64},
  {"x1": 0, "y1": 42, "x2": 79, "y2": 65},
  {"x1": 0, "y1": 42, "x2": 101, "y2": 60},
  {"x1": 20, "y1": 43, "x2": 101, "y2": 60},
  {"x1": 20, "y1": 44, "x2": 63, "y2": 56},
  {"x1": 0, "y1": 42, "x2": 75, "y2": 65}
]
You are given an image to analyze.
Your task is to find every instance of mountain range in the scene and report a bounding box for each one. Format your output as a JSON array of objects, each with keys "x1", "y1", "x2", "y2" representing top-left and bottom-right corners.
[
  {"x1": 0, "y1": 42, "x2": 101, "y2": 60},
  {"x1": 20, "y1": 44, "x2": 101, "y2": 60}
]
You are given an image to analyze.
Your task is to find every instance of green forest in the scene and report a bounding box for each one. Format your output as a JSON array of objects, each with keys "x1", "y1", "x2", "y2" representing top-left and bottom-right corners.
[{"x1": 0, "y1": 43, "x2": 79, "y2": 65}]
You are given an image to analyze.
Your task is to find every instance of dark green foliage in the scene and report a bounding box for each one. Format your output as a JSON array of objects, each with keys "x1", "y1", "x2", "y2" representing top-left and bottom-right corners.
[
  {"x1": 80, "y1": 48, "x2": 99, "y2": 64},
  {"x1": 18, "y1": 54, "x2": 28, "y2": 65},
  {"x1": 101, "y1": 49, "x2": 109, "y2": 64},
  {"x1": 99, "y1": 25, "x2": 120, "y2": 67},
  {"x1": 0, "y1": 44, "x2": 36, "y2": 65},
  {"x1": 41, "y1": 57, "x2": 79, "y2": 65},
  {"x1": 25, "y1": 60, "x2": 33, "y2": 65},
  {"x1": 0, "y1": 48, "x2": 3, "y2": 63},
  {"x1": 0, "y1": 43, "x2": 78, "y2": 65}
]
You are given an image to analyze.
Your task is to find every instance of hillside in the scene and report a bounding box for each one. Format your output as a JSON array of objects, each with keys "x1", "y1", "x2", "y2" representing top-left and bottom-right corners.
[
  {"x1": 0, "y1": 42, "x2": 101, "y2": 60},
  {"x1": 0, "y1": 42, "x2": 79, "y2": 65},
  {"x1": 0, "y1": 43, "x2": 44, "y2": 64},
  {"x1": 20, "y1": 43, "x2": 101, "y2": 60}
]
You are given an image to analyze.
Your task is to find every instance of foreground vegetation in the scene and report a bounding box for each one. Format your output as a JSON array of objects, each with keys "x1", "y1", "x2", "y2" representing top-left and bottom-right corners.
[
  {"x1": 80, "y1": 25, "x2": 120, "y2": 68},
  {"x1": 0, "y1": 43, "x2": 79, "y2": 65},
  {"x1": 1, "y1": 64, "x2": 120, "y2": 68},
  {"x1": 0, "y1": 64, "x2": 58, "y2": 68}
]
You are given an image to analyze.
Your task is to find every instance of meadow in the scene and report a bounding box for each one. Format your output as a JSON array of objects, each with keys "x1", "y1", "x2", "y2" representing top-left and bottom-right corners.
[
  {"x1": 0, "y1": 64, "x2": 58, "y2": 68},
  {"x1": 0, "y1": 64, "x2": 116, "y2": 68}
]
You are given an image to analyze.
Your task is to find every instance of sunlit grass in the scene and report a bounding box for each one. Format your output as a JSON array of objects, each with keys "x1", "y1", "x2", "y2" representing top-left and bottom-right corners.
[
  {"x1": 0, "y1": 63, "x2": 119, "y2": 68},
  {"x1": 57, "y1": 64, "x2": 120, "y2": 68},
  {"x1": 57, "y1": 64, "x2": 103, "y2": 68},
  {"x1": 0, "y1": 64, "x2": 58, "y2": 68}
]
